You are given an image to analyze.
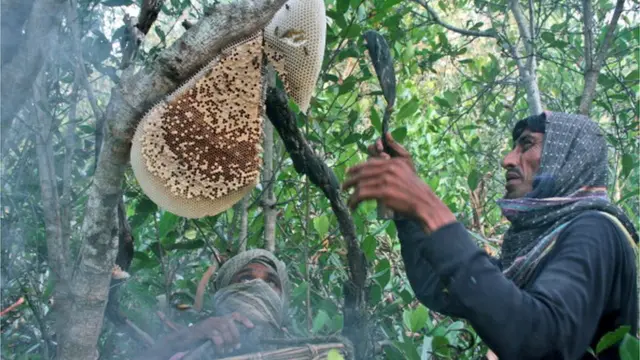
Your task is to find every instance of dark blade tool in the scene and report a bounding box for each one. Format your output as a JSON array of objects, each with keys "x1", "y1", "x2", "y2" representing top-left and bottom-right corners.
[
  {"x1": 363, "y1": 30, "x2": 397, "y2": 155},
  {"x1": 363, "y1": 30, "x2": 401, "y2": 219}
]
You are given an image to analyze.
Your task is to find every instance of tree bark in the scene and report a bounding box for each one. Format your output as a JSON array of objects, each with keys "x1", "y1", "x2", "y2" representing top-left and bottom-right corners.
[
  {"x1": 262, "y1": 67, "x2": 277, "y2": 252},
  {"x1": 1, "y1": 0, "x2": 67, "y2": 134},
  {"x1": 265, "y1": 87, "x2": 372, "y2": 359},
  {"x1": 32, "y1": 69, "x2": 73, "y2": 357},
  {"x1": 509, "y1": 0, "x2": 543, "y2": 115},
  {"x1": 56, "y1": 1, "x2": 288, "y2": 359},
  {"x1": 67, "y1": 0, "x2": 105, "y2": 166},
  {"x1": 579, "y1": 0, "x2": 625, "y2": 115},
  {"x1": 238, "y1": 195, "x2": 250, "y2": 252}
]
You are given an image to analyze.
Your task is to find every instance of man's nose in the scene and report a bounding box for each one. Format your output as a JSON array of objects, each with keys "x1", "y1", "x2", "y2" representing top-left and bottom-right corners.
[{"x1": 501, "y1": 148, "x2": 518, "y2": 170}]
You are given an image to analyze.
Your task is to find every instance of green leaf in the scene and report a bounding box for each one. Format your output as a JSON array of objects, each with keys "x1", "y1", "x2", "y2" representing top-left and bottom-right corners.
[
  {"x1": 443, "y1": 91, "x2": 458, "y2": 106},
  {"x1": 337, "y1": 0, "x2": 350, "y2": 14},
  {"x1": 345, "y1": 23, "x2": 362, "y2": 39},
  {"x1": 397, "y1": 98, "x2": 420, "y2": 119},
  {"x1": 313, "y1": 215, "x2": 330, "y2": 239},
  {"x1": 431, "y1": 336, "x2": 451, "y2": 357},
  {"x1": 184, "y1": 229, "x2": 197, "y2": 240},
  {"x1": 327, "y1": 349, "x2": 345, "y2": 360},
  {"x1": 597, "y1": 325, "x2": 631, "y2": 353},
  {"x1": 292, "y1": 282, "x2": 308, "y2": 300},
  {"x1": 434, "y1": 96, "x2": 450, "y2": 108},
  {"x1": 408, "y1": 304, "x2": 429, "y2": 332},
  {"x1": 343, "y1": 133, "x2": 361, "y2": 145},
  {"x1": 467, "y1": 169, "x2": 481, "y2": 190},
  {"x1": 155, "y1": 27, "x2": 166, "y2": 43},
  {"x1": 375, "y1": 259, "x2": 391, "y2": 288},
  {"x1": 338, "y1": 76, "x2": 357, "y2": 95},
  {"x1": 402, "y1": 308, "x2": 412, "y2": 331},
  {"x1": 312, "y1": 310, "x2": 331, "y2": 332},
  {"x1": 370, "y1": 108, "x2": 382, "y2": 131},
  {"x1": 369, "y1": 283, "x2": 382, "y2": 304},
  {"x1": 385, "y1": 221, "x2": 397, "y2": 239},
  {"x1": 620, "y1": 334, "x2": 640, "y2": 360},
  {"x1": 326, "y1": 10, "x2": 347, "y2": 29},
  {"x1": 391, "y1": 126, "x2": 408, "y2": 143},
  {"x1": 158, "y1": 212, "x2": 179, "y2": 240},
  {"x1": 136, "y1": 197, "x2": 157, "y2": 215},
  {"x1": 621, "y1": 153, "x2": 634, "y2": 179},
  {"x1": 362, "y1": 235, "x2": 377, "y2": 261},
  {"x1": 541, "y1": 32, "x2": 555, "y2": 43}
]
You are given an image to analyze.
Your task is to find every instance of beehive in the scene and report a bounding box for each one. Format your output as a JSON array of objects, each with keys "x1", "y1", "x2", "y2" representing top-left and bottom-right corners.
[
  {"x1": 130, "y1": 0, "x2": 327, "y2": 218},
  {"x1": 131, "y1": 33, "x2": 265, "y2": 218},
  {"x1": 264, "y1": 0, "x2": 326, "y2": 113}
]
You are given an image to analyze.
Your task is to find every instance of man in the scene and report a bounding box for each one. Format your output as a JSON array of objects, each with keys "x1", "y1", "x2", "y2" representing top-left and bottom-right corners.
[
  {"x1": 137, "y1": 249, "x2": 290, "y2": 360},
  {"x1": 343, "y1": 111, "x2": 638, "y2": 359}
]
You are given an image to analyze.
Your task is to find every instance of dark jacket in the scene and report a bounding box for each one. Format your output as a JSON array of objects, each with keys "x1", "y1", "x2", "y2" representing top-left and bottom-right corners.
[{"x1": 396, "y1": 211, "x2": 638, "y2": 360}]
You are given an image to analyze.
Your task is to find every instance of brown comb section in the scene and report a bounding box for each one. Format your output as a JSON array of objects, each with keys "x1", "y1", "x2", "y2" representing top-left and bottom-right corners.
[{"x1": 131, "y1": 32, "x2": 265, "y2": 218}]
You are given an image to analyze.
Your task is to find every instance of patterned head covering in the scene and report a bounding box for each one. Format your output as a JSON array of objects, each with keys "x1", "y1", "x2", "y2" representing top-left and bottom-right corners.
[
  {"x1": 496, "y1": 111, "x2": 638, "y2": 285},
  {"x1": 212, "y1": 249, "x2": 291, "y2": 332}
]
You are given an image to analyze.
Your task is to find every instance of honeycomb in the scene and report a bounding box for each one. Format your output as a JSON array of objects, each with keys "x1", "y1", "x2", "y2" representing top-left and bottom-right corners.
[
  {"x1": 130, "y1": 32, "x2": 265, "y2": 218},
  {"x1": 264, "y1": 0, "x2": 326, "y2": 113}
]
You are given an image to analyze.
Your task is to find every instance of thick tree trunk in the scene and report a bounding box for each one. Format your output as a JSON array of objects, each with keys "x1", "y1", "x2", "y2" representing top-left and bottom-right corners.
[{"x1": 55, "y1": 1, "x2": 288, "y2": 359}]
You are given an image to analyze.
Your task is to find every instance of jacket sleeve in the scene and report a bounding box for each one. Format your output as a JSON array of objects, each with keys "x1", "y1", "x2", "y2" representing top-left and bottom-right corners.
[
  {"x1": 395, "y1": 219, "x2": 472, "y2": 318},
  {"x1": 396, "y1": 213, "x2": 630, "y2": 360}
]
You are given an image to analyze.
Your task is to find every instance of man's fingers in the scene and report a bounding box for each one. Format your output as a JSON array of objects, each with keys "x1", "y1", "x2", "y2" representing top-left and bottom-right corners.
[
  {"x1": 231, "y1": 312, "x2": 254, "y2": 329},
  {"x1": 210, "y1": 331, "x2": 224, "y2": 352},
  {"x1": 347, "y1": 178, "x2": 387, "y2": 209},
  {"x1": 367, "y1": 138, "x2": 385, "y2": 157},
  {"x1": 385, "y1": 133, "x2": 411, "y2": 157},
  {"x1": 342, "y1": 164, "x2": 389, "y2": 191},
  {"x1": 219, "y1": 322, "x2": 235, "y2": 347},
  {"x1": 225, "y1": 319, "x2": 240, "y2": 345}
]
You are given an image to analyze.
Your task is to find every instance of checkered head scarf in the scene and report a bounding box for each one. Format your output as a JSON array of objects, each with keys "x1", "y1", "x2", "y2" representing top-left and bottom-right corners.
[
  {"x1": 212, "y1": 249, "x2": 291, "y2": 341},
  {"x1": 496, "y1": 111, "x2": 638, "y2": 286}
]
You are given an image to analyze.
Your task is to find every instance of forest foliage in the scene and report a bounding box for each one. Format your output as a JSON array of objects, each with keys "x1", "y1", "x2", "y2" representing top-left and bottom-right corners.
[{"x1": 1, "y1": 0, "x2": 638, "y2": 359}]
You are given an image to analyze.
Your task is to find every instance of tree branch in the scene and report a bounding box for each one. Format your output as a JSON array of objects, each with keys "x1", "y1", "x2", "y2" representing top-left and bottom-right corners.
[
  {"x1": 262, "y1": 66, "x2": 277, "y2": 252},
  {"x1": 412, "y1": 0, "x2": 498, "y2": 38},
  {"x1": 67, "y1": 0, "x2": 105, "y2": 167},
  {"x1": 57, "y1": 1, "x2": 288, "y2": 359},
  {"x1": 265, "y1": 87, "x2": 372, "y2": 359},
  {"x1": 0, "y1": 0, "x2": 67, "y2": 133},
  {"x1": 581, "y1": 0, "x2": 594, "y2": 72},
  {"x1": 579, "y1": 0, "x2": 625, "y2": 115},
  {"x1": 508, "y1": 0, "x2": 543, "y2": 114}
]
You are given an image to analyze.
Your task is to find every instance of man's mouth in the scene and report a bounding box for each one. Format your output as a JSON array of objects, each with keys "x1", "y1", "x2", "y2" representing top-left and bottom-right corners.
[{"x1": 505, "y1": 172, "x2": 521, "y2": 184}]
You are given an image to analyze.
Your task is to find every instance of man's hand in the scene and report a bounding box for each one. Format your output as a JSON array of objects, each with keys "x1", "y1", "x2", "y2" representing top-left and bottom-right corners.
[
  {"x1": 343, "y1": 133, "x2": 456, "y2": 233},
  {"x1": 367, "y1": 133, "x2": 416, "y2": 174},
  {"x1": 198, "y1": 313, "x2": 254, "y2": 354}
]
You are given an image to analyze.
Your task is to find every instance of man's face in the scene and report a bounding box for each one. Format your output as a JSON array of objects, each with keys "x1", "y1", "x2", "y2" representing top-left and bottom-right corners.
[
  {"x1": 501, "y1": 129, "x2": 544, "y2": 199},
  {"x1": 230, "y1": 263, "x2": 282, "y2": 295}
]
